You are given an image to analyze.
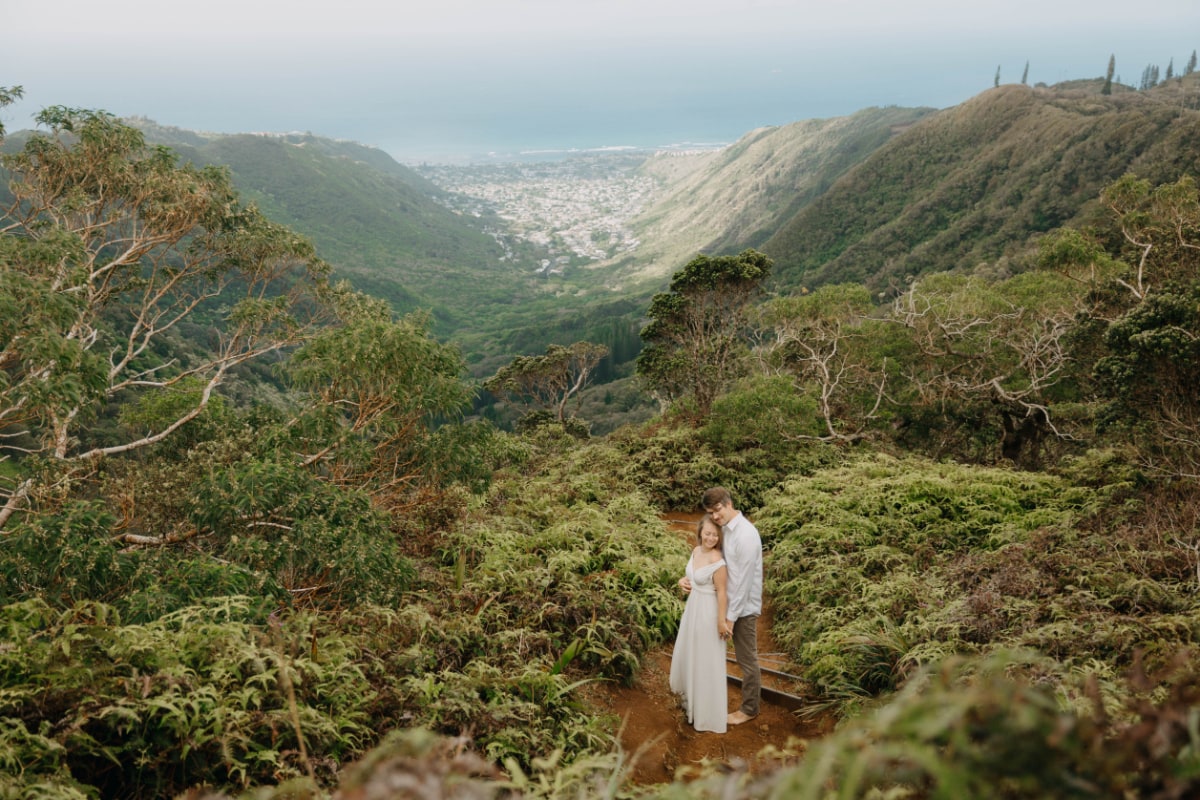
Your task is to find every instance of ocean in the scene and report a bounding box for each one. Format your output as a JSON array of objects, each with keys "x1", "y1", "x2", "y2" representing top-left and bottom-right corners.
[
  {"x1": 350, "y1": 40, "x2": 981, "y2": 165},
  {"x1": 371, "y1": 82, "x2": 804, "y2": 165}
]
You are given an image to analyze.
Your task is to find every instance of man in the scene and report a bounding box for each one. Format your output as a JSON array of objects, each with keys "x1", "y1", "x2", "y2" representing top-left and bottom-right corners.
[{"x1": 703, "y1": 486, "x2": 763, "y2": 725}]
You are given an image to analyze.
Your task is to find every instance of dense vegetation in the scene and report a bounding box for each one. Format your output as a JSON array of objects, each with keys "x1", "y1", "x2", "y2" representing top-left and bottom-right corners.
[{"x1": 4, "y1": 71, "x2": 1200, "y2": 799}]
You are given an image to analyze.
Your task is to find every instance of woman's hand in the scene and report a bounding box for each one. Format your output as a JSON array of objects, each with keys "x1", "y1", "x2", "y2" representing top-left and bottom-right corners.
[{"x1": 678, "y1": 576, "x2": 692, "y2": 593}]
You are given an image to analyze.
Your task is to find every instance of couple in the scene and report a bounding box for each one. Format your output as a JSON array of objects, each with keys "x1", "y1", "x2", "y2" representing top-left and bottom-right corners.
[{"x1": 669, "y1": 487, "x2": 763, "y2": 734}]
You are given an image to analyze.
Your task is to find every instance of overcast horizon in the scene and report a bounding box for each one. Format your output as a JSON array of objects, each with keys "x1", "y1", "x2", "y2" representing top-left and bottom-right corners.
[{"x1": 4, "y1": 1, "x2": 1199, "y2": 164}]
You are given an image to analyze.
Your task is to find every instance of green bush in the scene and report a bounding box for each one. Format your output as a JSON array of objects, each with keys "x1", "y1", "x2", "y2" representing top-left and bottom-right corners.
[
  {"x1": 0, "y1": 597, "x2": 375, "y2": 799},
  {"x1": 0, "y1": 501, "x2": 129, "y2": 607},
  {"x1": 607, "y1": 423, "x2": 724, "y2": 510},
  {"x1": 445, "y1": 491, "x2": 683, "y2": 684},
  {"x1": 0, "y1": 498, "x2": 280, "y2": 623}
]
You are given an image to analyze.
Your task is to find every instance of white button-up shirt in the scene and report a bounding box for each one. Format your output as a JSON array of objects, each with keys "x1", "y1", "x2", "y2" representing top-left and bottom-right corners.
[{"x1": 722, "y1": 512, "x2": 762, "y2": 622}]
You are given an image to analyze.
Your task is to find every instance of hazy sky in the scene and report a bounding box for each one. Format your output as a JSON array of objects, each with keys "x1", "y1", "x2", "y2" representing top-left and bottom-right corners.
[{"x1": 4, "y1": 1, "x2": 1199, "y2": 162}]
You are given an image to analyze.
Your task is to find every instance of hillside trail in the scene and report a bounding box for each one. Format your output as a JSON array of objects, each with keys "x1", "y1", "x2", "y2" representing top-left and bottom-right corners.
[{"x1": 584, "y1": 513, "x2": 835, "y2": 786}]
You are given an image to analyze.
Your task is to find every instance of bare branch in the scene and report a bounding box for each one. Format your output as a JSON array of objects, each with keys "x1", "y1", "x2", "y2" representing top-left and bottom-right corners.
[{"x1": 0, "y1": 478, "x2": 34, "y2": 532}]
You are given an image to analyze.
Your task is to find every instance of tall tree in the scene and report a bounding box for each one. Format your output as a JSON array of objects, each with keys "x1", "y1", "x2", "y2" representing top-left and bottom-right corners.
[
  {"x1": 994, "y1": 65, "x2": 1001, "y2": 88},
  {"x1": 0, "y1": 107, "x2": 345, "y2": 530},
  {"x1": 890, "y1": 271, "x2": 1087, "y2": 467},
  {"x1": 1021, "y1": 61, "x2": 1030, "y2": 85},
  {"x1": 287, "y1": 308, "x2": 478, "y2": 511},
  {"x1": 1140, "y1": 64, "x2": 1160, "y2": 90},
  {"x1": 1103, "y1": 55, "x2": 1116, "y2": 95},
  {"x1": 1186, "y1": 50, "x2": 1197, "y2": 75},
  {"x1": 484, "y1": 341, "x2": 609, "y2": 424},
  {"x1": 636, "y1": 249, "x2": 771, "y2": 415}
]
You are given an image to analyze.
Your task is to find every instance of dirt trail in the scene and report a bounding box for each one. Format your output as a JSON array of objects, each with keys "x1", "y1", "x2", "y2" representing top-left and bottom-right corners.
[{"x1": 585, "y1": 514, "x2": 834, "y2": 786}]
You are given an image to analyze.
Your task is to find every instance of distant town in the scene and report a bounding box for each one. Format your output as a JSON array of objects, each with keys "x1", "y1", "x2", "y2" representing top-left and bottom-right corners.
[{"x1": 414, "y1": 152, "x2": 689, "y2": 274}]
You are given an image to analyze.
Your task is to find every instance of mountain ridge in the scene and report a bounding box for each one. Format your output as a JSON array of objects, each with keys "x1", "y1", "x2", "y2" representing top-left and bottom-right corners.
[
  {"x1": 604, "y1": 105, "x2": 937, "y2": 288},
  {"x1": 760, "y1": 75, "x2": 1200, "y2": 293},
  {"x1": 130, "y1": 120, "x2": 550, "y2": 333}
]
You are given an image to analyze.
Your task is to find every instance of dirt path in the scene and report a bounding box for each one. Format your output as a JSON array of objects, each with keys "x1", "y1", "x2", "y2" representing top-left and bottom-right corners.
[{"x1": 584, "y1": 514, "x2": 834, "y2": 786}]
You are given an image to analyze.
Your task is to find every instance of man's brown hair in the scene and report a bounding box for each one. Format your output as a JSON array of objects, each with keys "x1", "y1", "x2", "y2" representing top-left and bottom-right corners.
[{"x1": 702, "y1": 486, "x2": 732, "y2": 510}]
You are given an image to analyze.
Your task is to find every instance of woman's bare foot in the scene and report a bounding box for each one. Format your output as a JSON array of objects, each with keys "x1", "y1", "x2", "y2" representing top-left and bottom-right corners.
[{"x1": 727, "y1": 710, "x2": 754, "y2": 725}]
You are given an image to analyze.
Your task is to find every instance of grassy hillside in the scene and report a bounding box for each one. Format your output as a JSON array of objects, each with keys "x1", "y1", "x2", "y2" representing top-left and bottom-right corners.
[
  {"x1": 487, "y1": 107, "x2": 938, "y2": 403},
  {"x1": 614, "y1": 105, "x2": 935, "y2": 286},
  {"x1": 129, "y1": 123, "x2": 671, "y2": 387},
  {"x1": 761, "y1": 75, "x2": 1200, "y2": 294},
  {"x1": 134, "y1": 121, "x2": 550, "y2": 333},
  {"x1": 123, "y1": 108, "x2": 938, "y2": 373}
]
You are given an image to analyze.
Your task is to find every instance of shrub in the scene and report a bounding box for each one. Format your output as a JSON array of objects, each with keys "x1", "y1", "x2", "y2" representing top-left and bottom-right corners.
[
  {"x1": 0, "y1": 597, "x2": 376, "y2": 799},
  {"x1": 757, "y1": 453, "x2": 1098, "y2": 703},
  {"x1": 685, "y1": 651, "x2": 1200, "y2": 799},
  {"x1": 189, "y1": 458, "x2": 414, "y2": 607}
]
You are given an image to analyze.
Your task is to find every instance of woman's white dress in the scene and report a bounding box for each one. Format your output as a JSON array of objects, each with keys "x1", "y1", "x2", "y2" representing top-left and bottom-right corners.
[{"x1": 669, "y1": 554, "x2": 728, "y2": 733}]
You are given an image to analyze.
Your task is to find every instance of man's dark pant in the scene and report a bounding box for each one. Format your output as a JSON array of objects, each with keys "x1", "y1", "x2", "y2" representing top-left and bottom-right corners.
[{"x1": 732, "y1": 614, "x2": 760, "y2": 717}]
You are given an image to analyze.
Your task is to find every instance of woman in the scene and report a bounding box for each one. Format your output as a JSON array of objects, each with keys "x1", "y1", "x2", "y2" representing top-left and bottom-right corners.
[{"x1": 669, "y1": 516, "x2": 732, "y2": 733}]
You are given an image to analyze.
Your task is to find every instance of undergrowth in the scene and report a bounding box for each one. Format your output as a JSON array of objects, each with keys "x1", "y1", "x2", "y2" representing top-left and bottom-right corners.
[{"x1": 756, "y1": 452, "x2": 1200, "y2": 722}]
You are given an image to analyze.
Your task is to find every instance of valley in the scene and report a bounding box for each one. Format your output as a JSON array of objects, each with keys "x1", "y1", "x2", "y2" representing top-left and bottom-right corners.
[{"x1": 415, "y1": 151, "x2": 707, "y2": 276}]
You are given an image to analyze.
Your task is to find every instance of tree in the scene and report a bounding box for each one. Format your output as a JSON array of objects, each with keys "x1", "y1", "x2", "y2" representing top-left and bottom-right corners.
[
  {"x1": 1021, "y1": 61, "x2": 1030, "y2": 85},
  {"x1": 1094, "y1": 289, "x2": 1200, "y2": 478},
  {"x1": 1103, "y1": 55, "x2": 1116, "y2": 95},
  {"x1": 0, "y1": 85, "x2": 22, "y2": 137},
  {"x1": 1166, "y1": 58, "x2": 1175, "y2": 81},
  {"x1": 1083, "y1": 176, "x2": 1200, "y2": 480},
  {"x1": 1186, "y1": 50, "x2": 1197, "y2": 75},
  {"x1": 994, "y1": 65, "x2": 1001, "y2": 88},
  {"x1": 754, "y1": 284, "x2": 889, "y2": 443},
  {"x1": 286, "y1": 308, "x2": 478, "y2": 511},
  {"x1": 889, "y1": 271, "x2": 1086, "y2": 467},
  {"x1": 0, "y1": 107, "x2": 343, "y2": 530},
  {"x1": 636, "y1": 250, "x2": 771, "y2": 416},
  {"x1": 1140, "y1": 64, "x2": 1160, "y2": 90},
  {"x1": 483, "y1": 341, "x2": 609, "y2": 425},
  {"x1": 1099, "y1": 174, "x2": 1200, "y2": 296}
]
